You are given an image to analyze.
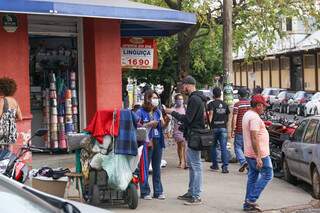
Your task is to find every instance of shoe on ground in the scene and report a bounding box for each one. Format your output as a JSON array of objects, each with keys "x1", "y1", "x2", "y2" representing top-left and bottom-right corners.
[
  {"x1": 210, "y1": 165, "x2": 219, "y2": 171},
  {"x1": 155, "y1": 194, "x2": 166, "y2": 200},
  {"x1": 243, "y1": 201, "x2": 262, "y2": 212},
  {"x1": 177, "y1": 193, "x2": 192, "y2": 201},
  {"x1": 142, "y1": 195, "x2": 152, "y2": 200},
  {"x1": 184, "y1": 197, "x2": 202, "y2": 206},
  {"x1": 239, "y1": 162, "x2": 248, "y2": 173},
  {"x1": 222, "y1": 168, "x2": 229, "y2": 174}
]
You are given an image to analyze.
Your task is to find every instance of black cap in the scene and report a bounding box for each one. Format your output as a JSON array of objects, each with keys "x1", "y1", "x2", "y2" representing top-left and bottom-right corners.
[
  {"x1": 238, "y1": 87, "x2": 248, "y2": 98},
  {"x1": 181, "y1": 75, "x2": 196, "y2": 85}
]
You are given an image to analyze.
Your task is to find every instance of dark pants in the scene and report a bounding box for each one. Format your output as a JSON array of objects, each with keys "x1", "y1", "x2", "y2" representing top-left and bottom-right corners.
[{"x1": 140, "y1": 139, "x2": 163, "y2": 198}]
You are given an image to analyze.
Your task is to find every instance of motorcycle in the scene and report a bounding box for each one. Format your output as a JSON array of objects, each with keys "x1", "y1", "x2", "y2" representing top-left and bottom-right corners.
[
  {"x1": 266, "y1": 115, "x2": 298, "y2": 177},
  {"x1": 0, "y1": 128, "x2": 47, "y2": 183}
]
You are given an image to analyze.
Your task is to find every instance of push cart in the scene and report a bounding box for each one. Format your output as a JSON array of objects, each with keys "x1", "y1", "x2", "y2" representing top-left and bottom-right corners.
[{"x1": 67, "y1": 133, "x2": 139, "y2": 210}]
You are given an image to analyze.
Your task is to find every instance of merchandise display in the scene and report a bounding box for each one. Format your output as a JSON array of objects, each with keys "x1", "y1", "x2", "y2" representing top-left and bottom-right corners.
[{"x1": 30, "y1": 37, "x2": 80, "y2": 151}]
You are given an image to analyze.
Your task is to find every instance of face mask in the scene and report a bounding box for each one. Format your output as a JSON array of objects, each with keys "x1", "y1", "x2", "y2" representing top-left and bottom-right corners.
[
  {"x1": 176, "y1": 100, "x2": 184, "y2": 107},
  {"x1": 151, "y1": 98, "x2": 159, "y2": 107}
]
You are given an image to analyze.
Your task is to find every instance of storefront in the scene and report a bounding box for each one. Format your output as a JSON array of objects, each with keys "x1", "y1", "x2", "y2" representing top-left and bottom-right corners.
[{"x1": 0, "y1": 1, "x2": 196, "y2": 159}]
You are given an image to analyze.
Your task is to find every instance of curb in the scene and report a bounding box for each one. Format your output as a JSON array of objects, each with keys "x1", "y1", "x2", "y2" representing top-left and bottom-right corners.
[{"x1": 264, "y1": 200, "x2": 320, "y2": 213}]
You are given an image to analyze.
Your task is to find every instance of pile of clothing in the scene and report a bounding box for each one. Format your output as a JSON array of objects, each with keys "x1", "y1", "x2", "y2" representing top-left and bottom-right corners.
[{"x1": 80, "y1": 109, "x2": 142, "y2": 191}]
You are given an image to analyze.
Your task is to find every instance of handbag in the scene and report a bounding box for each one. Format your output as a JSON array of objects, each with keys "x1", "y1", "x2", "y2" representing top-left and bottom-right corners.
[{"x1": 187, "y1": 96, "x2": 214, "y2": 151}]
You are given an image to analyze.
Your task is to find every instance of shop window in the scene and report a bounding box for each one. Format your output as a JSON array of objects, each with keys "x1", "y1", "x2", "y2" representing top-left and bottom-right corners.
[
  {"x1": 254, "y1": 61, "x2": 262, "y2": 87},
  {"x1": 304, "y1": 55, "x2": 316, "y2": 91},
  {"x1": 281, "y1": 57, "x2": 290, "y2": 88},
  {"x1": 271, "y1": 59, "x2": 280, "y2": 88},
  {"x1": 262, "y1": 61, "x2": 270, "y2": 88}
]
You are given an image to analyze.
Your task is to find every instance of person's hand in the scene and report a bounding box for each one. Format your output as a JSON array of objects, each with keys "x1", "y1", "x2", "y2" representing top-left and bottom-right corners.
[
  {"x1": 231, "y1": 131, "x2": 235, "y2": 138},
  {"x1": 256, "y1": 157, "x2": 263, "y2": 169},
  {"x1": 165, "y1": 108, "x2": 174, "y2": 114},
  {"x1": 150, "y1": 120, "x2": 159, "y2": 128}
]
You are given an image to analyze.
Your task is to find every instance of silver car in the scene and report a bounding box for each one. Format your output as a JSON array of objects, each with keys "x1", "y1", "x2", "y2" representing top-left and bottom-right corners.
[{"x1": 282, "y1": 116, "x2": 320, "y2": 198}]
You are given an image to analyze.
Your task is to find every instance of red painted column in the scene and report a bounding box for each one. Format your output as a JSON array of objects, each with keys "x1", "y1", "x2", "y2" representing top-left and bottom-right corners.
[
  {"x1": 83, "y1": 18, "x2": 122, "y2": 123},
  {"x1": 0, "y1": 14, "x2": 32, "y2": 162}
]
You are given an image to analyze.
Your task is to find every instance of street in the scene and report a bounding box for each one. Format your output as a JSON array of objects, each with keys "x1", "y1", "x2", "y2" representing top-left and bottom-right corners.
[{"x1": 32, "y1": 139, "x2": 314, "y2": 213}]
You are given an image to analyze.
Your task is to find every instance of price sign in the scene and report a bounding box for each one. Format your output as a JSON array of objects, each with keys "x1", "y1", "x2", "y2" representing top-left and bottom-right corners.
[{"x1": 121, "y1": 38, "x2": 158, "y2": 70}]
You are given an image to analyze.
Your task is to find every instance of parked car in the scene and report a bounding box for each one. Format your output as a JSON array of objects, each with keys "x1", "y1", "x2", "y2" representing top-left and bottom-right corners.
[
  {"x1": 0, "y1": 174, "x2": 111, "y2": 213},
  {"x1": 304, "y1": 92, "x2": 320, "y2": 116},
  {"x1": 262, "y1": 88, "x2": 285, "y2": 106},
  {"x1": 282, "y1": 116, "x2": 320, "y2": 198},
  {"x1": 272, "y1": 91, "x2": 295, "y2": 113},
  {"x1": 286, "y1": 91, "x2": 312, "y2": 114}
]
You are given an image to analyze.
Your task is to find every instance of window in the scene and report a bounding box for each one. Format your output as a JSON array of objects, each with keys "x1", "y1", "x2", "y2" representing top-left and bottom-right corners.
[
  {"x1": 286, "y1": 18, "x2": 293, "y2": 31},
  {"x1": 293, "y1": 120, "x2": 308, "y2": 142},
  {"x1": 303, "y1": 120, "x2": 319, "y2": 144}
]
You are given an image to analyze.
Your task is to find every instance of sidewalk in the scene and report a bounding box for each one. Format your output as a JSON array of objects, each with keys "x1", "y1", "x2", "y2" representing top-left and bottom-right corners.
[{"x1": 32, "y1": 144, "x2": 314, "y2": 213}]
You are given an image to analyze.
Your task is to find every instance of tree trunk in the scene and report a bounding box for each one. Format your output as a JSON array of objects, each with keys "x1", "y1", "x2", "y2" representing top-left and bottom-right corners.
[
  {"x1": 177, "y1": 33, "x2": 190, "y2": 79},
  {"x1": 160, "y1": 81, "x2": 173, "y2": 106}
]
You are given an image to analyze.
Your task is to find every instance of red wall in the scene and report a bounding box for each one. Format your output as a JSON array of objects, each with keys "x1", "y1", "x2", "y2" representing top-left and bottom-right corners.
[
  {"x1": 0, "y1": 14, "x2": 32, "y2": 162},
  {"x1": 83, "y1": 18, "x2": 122, "y2": 123}
]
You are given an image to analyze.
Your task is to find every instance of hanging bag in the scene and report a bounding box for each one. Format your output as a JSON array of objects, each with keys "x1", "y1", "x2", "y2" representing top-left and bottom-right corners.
[
  {"x1": 0, "y1": 98, "x2": 17, "y2": 145},
  {"x1": 187, "y1": 96, "x2": 214, "y2": 151}
]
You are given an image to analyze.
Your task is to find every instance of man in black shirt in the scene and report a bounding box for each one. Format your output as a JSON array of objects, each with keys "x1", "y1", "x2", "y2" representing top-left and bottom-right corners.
[{"x1": 208, "y1": 87, "x2": 230, "y2": 173}]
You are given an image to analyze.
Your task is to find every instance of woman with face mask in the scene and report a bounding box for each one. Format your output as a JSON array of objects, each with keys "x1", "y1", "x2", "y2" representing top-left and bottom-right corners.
[
  {"x1": 136, "y1": 90, "x2": 166, "y2": 200},
  {"x1": 172, "y1": 94, "x2": 187, "y2": 169}
]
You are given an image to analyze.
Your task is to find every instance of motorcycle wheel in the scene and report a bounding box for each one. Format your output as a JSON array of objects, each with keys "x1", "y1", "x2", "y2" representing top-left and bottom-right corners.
[
  {"x1": 312, "y1": 168, "x2": 320, "y2": 199},
  {"x1": 126, "y1": 183, "x2": 138, "y2": 209},
  {"x1": 283, "y1": 158, "x2": 297, "y2": 184}
]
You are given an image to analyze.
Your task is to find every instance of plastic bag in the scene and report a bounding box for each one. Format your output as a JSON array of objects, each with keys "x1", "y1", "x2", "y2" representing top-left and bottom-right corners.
[
  {"x1": 90, "y1": 153, "x2": 104, "y2": 170},
  {"x1": 101, "y1": 153, "x2": 132, "y2": 191},
  {"x1": 128, "y1": 146, "x2": 143, "y2": 172}
]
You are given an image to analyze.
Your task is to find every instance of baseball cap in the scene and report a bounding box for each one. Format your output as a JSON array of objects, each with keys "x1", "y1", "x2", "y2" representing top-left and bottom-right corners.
[
  {"x1": 181, "y1": 75, "x2": 196, "y2": 85},
  {"x1": 251, "y1": 94, "x2": 269, "y2": 107}
]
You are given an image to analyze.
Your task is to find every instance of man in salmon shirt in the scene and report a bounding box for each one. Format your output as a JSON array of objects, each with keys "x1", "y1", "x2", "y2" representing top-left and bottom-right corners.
[{"x1": 242, "y1": 95, "x2": 273, "y2": 212}]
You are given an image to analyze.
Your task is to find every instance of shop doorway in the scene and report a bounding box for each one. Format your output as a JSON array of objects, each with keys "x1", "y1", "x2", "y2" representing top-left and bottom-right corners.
[
  {"x1": 29, "y1": 36, "x2": 80, "y2": 151},
  {"x1": 28, "y1": 15, "x2": 86, "y2": 152}
]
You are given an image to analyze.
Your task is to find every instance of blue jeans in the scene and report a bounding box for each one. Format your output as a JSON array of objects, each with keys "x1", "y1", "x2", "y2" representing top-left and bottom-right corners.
[
  {"x1": 211, "y1": 128, "x2": 229, "y2": 169},
  {"x1": 187, "y1": 147, "x2": 202, "y2": 198},
  {"x1": 140, "y1": 139, "x2": 163, "y2": 198},
  {"x1": 245, "y1": 156, "x2": 273, "y2": 203},
  {"x1": 234, "y1": 134, "x2": 246, "y2": 166}
]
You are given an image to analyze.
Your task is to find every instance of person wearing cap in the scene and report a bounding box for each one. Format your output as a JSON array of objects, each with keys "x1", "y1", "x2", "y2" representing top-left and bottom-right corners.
[
  {"x1": 242, "y1": 95, "x2": 273, "y2": 212},
  {"x1": 165, "y1": 75, "x2": 206, "y2": 206},
  {"x1": 231, "y1": 88, "x2": 250, "y2": 172}
]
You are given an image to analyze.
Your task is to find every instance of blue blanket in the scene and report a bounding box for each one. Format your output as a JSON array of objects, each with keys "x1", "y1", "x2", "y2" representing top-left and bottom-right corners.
[{"x1": 115, "y1": 110, "x2": 138, "y2": 156}]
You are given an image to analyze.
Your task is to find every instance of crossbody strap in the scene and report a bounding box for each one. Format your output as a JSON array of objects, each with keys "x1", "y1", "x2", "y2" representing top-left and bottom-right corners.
[
  {"x1": 193, "y1": 94, "x2": 211, "y2": 130},
  {"x1": 3, "y1": 98, "x2": 9, "y2": 113}
]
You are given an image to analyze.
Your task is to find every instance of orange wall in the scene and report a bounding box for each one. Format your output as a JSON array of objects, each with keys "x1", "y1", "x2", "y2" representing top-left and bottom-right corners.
[{"x1": 83, "y1": 18, "x2": 122, "y2": 123}]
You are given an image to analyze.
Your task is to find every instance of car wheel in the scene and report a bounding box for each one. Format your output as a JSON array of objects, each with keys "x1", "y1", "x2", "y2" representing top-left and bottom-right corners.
[
  {"x1": 312, "y1": 168, "x2": 320, "y2": 199},
  {"x1": 283, "y1": 157, "x2": 297, "y2": 184}
]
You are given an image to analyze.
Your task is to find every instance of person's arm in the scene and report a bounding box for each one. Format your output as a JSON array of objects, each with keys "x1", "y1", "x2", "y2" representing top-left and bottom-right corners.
[
  {"x1": 171, "y1": 96, "x2": 198, "y2": 126},
  {"x1": 15, "y1": 103, "x2": 22, "y2": 121},
  {"x1": 208, "y1": 110, "x2": 213, "y2": 124},
  {"x1": 249, "y1": 118, "x2": 263, "y2": 168},
  {"x1": 231, "y1": 114, "x2": 237, "y2": 138}
]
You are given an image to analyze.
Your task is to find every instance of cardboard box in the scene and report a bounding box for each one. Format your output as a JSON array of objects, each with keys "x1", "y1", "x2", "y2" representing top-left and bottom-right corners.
[{"x1": 32, "y1": 177, "x2": 67, "y2": 197}]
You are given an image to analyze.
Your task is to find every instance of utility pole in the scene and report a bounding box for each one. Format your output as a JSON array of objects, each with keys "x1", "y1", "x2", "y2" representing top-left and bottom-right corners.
[{"x1": 223, "y1": 0, "x2": 233, "y2": 106}]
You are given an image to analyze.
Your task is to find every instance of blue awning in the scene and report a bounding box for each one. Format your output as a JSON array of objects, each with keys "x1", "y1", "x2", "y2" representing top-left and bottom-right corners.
[{"x1": 0, "y1": 0, "x2": 197, "y2": 36}]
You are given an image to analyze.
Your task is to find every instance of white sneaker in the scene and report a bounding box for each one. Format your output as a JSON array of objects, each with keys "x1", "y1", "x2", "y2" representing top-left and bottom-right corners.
[
  {"x1": 142, "y1": 195, "x2": 152, "y2": 200},
  {"x1": 157, "y1": 194, "x2": 166, "y2": 200}
]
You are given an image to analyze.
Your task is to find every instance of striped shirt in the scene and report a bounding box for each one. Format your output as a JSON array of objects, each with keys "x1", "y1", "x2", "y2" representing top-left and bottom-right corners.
[{"x1": 233, "y1": 99, "x2": 251, "y2": 134}]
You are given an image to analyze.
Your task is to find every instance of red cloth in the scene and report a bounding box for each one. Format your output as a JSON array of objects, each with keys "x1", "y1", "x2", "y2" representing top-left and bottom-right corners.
[{"x1": 84, "y1": 110, "x2": 120, "y2": 144}]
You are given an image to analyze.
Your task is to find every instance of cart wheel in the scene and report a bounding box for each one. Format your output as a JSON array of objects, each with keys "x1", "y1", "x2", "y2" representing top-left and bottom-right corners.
[{"x1": 126, "y1": 183, "x2": 138, "y2": 209}]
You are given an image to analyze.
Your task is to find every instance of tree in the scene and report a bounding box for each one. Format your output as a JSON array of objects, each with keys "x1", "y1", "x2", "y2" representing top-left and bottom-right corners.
[{"x1": 127, "y1": 0, "x2": 319, "y2": 104}]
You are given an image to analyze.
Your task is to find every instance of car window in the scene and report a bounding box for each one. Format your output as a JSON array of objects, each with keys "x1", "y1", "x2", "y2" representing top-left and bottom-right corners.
[
  {"x1": 262, "y1": 89, "x2": 270, "y2": 95},
  {"x1": 293, "y1": 91, "x2": 305, "y2": 99},
  {"x1": 270, "y1": 90, "x2": 279, "y2": 96},
  {"x1": 303, "y1": 119, "x2": 319, "y2": 144},
  {"x1": 278, "y1": 91, "x2": 286, "y2": 99},
  {"x1": 293, "y1": 120, "x2": 308, "y2": 142}
]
